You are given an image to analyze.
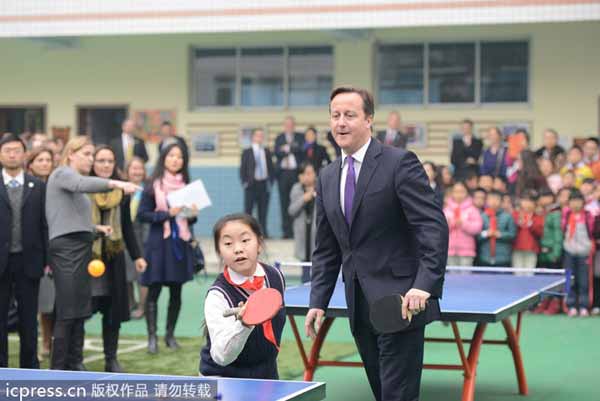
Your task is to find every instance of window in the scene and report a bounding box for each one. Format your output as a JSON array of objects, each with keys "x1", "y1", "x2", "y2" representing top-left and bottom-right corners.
[
  {"x1": 377, "y1": 44, "x2": 424, "y2": 104},
  {"x1": 481, "y1": 41, "x2": 528, "y2": 102},
  {"x1": 288, "y1": 47, "x2": 333, "y2": 106},
  {"x1": 193, "y1": 49, "x2": 236, "y2": 107},
  {"x1": 240, "y1": 48, "x2": 284, "y2": 107},
  {"x1": 192, "y1": 46, "x2": 333, "y2": 108},
  {"x1": 377, "y1": 40, "x2": 528, "y2": 105},
  {"x1": 429, "y1": 43, "x2": 475, "y2": 103}
]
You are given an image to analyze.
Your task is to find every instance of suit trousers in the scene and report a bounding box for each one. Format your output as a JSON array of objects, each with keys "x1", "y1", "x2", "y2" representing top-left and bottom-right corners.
[
  {"x1": 244, "y1": 180, "x2": 270, "y2": 236},
  {"x1": 0, "y1": 252, "x2": 40, "y2": 368},
  {"x1": 277, "y1": 170, "x2": 297, "y2": 238},
  {"x1": 353, "y1": 280, "x2": 425, "y2": 401}
]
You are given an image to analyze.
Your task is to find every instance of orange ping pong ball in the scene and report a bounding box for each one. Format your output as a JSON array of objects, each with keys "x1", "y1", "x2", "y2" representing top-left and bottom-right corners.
[{"x1": 88, "y1": 259, "x2": 106, "y2": 277}]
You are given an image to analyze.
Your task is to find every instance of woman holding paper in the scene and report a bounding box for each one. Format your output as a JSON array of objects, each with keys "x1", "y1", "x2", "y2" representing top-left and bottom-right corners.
[{"x1": 137, "y1": 143, "x2": 198, "y2": 354}]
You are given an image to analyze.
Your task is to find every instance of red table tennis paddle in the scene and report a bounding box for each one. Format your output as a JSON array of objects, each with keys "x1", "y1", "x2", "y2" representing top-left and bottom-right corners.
[
  {"x1": 370, "y1": 294, "x2": 418, "y2": 334},
  {"x1": 222, "y1": 288, "x2": 283, "y2": 326}
]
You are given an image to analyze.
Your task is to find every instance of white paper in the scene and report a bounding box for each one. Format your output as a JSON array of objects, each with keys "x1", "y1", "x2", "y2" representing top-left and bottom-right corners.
[{"x1": 167, "y1": 179, "x2": 212, "y2": 211}]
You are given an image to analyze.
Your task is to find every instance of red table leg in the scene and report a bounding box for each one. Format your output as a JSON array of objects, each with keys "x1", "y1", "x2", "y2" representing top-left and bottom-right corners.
[
  {"x1": 502, "y1": 316, "x2": 528, "y2": 395},
  {"x1": 461, "y1": 323, "x2": 487, "y2": 401},
  {"x1": 287, "y1": 315, "x2": 336, "y2": 381}
]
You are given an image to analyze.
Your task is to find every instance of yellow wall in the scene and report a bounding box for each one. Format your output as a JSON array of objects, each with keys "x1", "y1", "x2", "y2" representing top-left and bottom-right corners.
[{"x1": 0, "y1": 21, "x2": 599, "y2": 166}]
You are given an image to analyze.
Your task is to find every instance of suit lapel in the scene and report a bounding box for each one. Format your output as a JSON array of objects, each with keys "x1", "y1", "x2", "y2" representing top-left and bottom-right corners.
[
  {"x1": 21, "y1": 174, "x2": 33, "y2": 209},
  {"x1": 0, "y1": 171, "x2": 9, "y2": 207},
  {"x1": 349, "y1": 140, "x2": 382, "y2": 226}
]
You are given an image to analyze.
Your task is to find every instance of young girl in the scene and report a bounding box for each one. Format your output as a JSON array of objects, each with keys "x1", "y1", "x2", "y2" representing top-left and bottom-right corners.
[
  {"x1": 512, "y1": 190, "x2": 544, "y2": 273},
  {"x1": 478, "y1": 190, "x2": 516, "y2": 267},
  {"x1": 200, "y1": 214, "x2": 286, "y2": 379},
  {"x1": 444, "y1": 181, "x2": 483, "y2": 267},
  {"x1": 562, "y1": 190, "x2": 594, "y2": 317}
]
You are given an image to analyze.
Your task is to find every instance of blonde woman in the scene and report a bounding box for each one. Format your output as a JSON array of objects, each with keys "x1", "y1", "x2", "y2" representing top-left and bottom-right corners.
[{"x1": 46, "y1": 136, "x2": 139, "y2": 370}]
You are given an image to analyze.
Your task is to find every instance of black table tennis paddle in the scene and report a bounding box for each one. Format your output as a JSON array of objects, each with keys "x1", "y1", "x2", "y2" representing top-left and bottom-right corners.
[{"x1": 370, "y1": 294, "x2": 415, "y2": 334}]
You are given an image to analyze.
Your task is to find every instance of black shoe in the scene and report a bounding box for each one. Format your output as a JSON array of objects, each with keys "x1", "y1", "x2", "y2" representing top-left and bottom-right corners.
[
  {"x1": 165, "y1": 299, "x2": 181, "y2": 350},
  {"x1": 67, "y1": 319, "x2": 86, "y2": 371},
  {"x1": 70, "y1": 362, "x2": 87, "y2": 371},
  {"x1": 146, "y1": 301, "x2": 159, "y2": 354},
  {"x1": 165, "y1": 333, "x2": 180, "y2": 350},
  {"x1": 103, "y1": 323, "x2": 122, "y2": 372},
  {"x1": 105, "y1": 358, "x2": 123, "y2": 373}
]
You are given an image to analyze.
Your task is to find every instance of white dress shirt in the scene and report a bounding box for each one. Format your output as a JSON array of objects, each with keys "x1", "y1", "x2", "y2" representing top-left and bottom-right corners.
[
  {"x1": 251, "y1": 143, "x2": 268, "y2": 181},
  {"x1": 204, "y1": 263, "x2": 266, "y2": 367},
  {"x1": 2, "y1": 169, "x2": 25, "y2": 186},
  {"x1": 122, "y1": 132, "x2": 133, "y2": 155},
  {"x1": 282, "y1": 133, "x2": 298, "y2": 170},
  {"x1": 340, "y1": 138, "x2": 371, "y2": 215}
]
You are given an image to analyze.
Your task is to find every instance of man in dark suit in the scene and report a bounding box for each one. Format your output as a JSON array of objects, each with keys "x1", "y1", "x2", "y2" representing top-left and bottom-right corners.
[
  {"x1": 450, "y1": 119, "x2": 483, "y2": 180},
  {"x1": 157, "y1": 121, "x2": 189, "y2": 160},
  {"x1": 0, "y1": 133, "x2": 47, "y2": 369},
  {"x1": 305, "y1": 87, "x2": 448, "y2": 401},
  {"x1": 240, "y1": 128, "x2": 275, "y2": 237},
  {"x1": 376, "y1": 111, "x2": 408, "y2": 149},
  {"x1": 274, "y1": 116, "x2": 305, "y2": 238},
  {"x1": 534, "y1": 129, "x2": 565, "y2": 161},
  {"x1": 109, "y1": 118, "x2": 149, "y2": 170}
]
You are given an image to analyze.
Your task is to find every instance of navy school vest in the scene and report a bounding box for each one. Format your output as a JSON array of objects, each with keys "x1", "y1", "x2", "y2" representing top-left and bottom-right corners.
[{"x1": 199, "y1": 264, "x2": 286, "y2": 379}]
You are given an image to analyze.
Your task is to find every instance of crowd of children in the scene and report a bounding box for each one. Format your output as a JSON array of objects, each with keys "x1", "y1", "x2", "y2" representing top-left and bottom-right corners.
[{"x1": 432, "y1": 132, "x2": 600, "y2": 318}]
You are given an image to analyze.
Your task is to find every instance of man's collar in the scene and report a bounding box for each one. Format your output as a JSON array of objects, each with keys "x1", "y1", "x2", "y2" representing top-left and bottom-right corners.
[
  {"x1": 341, "y1": 137, "x2": 371, "y2": 168},
  {"x1": 2, "y1": 169, "x2": 24, "y2": 185}
]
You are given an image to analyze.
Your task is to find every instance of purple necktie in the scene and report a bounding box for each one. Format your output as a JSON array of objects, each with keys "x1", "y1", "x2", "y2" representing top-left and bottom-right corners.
[{"x1": 344, "y1": 156, "x2": 356, "y2": 225}]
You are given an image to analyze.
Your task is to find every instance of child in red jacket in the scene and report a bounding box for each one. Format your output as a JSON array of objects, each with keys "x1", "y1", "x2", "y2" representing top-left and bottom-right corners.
[{"x1": 512, "y1": 190, "x2": 544, "y2": 273}]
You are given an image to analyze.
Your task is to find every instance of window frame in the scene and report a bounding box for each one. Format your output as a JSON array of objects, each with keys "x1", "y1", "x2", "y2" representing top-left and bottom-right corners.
[
  {"x1": 375, "y1": 39, "x2": 531, "y2": 109},
  {"x1": 190, "y1": 45, "x2": 334, "y2": 111}
]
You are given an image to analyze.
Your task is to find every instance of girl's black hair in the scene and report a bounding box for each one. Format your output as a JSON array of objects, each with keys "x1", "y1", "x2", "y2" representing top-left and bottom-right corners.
[
  {"x1": 212, "y1": 213, "x2": 264, "y2": 255},
  {"x1": 149, "y1": 143, "x2": 190, "y2": 185},
  {"x1": 90, "y1": 145, "x2": 123, "y2": 180}
]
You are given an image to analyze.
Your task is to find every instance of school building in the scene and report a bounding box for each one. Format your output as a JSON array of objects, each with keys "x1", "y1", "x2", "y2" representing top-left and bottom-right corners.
[{"x1": 1, "y1": 0, "x2": 600, "y2": 236}]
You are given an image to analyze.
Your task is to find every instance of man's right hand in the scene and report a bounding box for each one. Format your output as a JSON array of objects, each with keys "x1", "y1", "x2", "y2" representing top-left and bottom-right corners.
[{"x1": 305, "y1": 308, "x2": 325, "y2": 339}]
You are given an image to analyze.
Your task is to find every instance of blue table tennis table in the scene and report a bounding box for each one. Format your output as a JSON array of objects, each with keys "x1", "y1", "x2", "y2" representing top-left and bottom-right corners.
[
  {"x1": 283, "y1": 272, "x2": 565, "y2": 401},
  {"x1": 0, "y1": 368, "x2": 325, "y2": 401}
]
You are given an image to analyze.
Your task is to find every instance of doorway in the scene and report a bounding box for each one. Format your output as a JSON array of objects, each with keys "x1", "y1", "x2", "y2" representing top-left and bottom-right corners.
[{"x1": 77, "y1": 105, "x2": 128, "y2": 146}]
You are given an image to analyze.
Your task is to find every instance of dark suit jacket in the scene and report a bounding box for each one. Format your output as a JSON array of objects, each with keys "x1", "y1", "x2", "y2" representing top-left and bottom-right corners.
[
  {"x1": 304, "y1": 143, "x2": 331, "y2": 173},
  {"x1": 109, "y1": 135, "x2": 149, "y2": 170},
  {"x1": 451, "y1": 136, "x2": 483, "y2": 180},
  {"x1": 535, "y1": 145, "x2": 565, "y2": 160},
  {"x1": 309, "y1": 140, "x2": 448, "y2": 332},
  {"x1": 240, "y1": 147, "x2": 275, "y2": 187},
  {"x1": 376, "y1": 129, "x2": 408, "y2": 149},
  {"x1": 0, "y1": 172, "x2": 48, "y2": 279},
  {"x1": 274, "y1": 132, "x2": 305, "y2": 171}
]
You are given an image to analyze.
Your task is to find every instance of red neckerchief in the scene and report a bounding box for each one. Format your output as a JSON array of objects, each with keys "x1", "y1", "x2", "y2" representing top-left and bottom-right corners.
[
  {"x1": 454, "y1": 206, "x2": 461, "y2": 224},
  {"x1": 484, "y1": 208, "x2": 497, "y2": 257},
  {"x1": 223, "y1": 266, "x2": 279, "y2": 351}
]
